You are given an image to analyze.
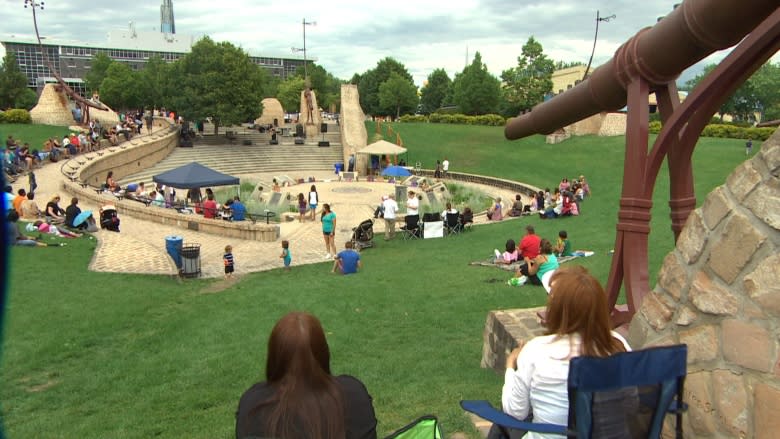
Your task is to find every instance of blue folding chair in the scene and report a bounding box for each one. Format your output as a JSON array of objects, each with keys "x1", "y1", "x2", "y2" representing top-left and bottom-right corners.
[{"x1": 462, "y1": 344, "x2": 688, "y2": 438}]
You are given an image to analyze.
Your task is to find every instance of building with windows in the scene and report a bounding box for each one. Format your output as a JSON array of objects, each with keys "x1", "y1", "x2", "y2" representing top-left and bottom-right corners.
[{"x1": 1, "y1": 26, "x2": 307, "y2": 95}]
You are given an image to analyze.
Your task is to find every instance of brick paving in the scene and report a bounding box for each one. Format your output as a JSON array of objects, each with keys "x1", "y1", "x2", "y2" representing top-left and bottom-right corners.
[{"x1": 12, "y1": 133, "x2": 521, "y2": 279}]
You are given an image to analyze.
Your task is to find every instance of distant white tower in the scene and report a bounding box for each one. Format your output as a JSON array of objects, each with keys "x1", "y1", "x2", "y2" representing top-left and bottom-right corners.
[{"x1": 160, "y1": 0, "x2": 175, "y2": 34}]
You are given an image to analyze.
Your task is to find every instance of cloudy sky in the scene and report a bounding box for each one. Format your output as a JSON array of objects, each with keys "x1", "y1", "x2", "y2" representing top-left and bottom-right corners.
[{"x1": 0, "y1": 0, "x2": 761, "y2": 87}]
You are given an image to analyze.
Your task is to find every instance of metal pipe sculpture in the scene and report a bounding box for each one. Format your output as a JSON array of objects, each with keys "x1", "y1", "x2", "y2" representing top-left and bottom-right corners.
[
  {"x1": 504, "y1": 0, "x2": 780, "y2": 326},
  {"x1": 25, "y1": 0, "x2": 109, "y2": 124}
]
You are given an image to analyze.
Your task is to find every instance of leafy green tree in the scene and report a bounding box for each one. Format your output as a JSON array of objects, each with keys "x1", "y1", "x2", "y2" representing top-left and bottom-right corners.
[
  {"x1": 378, "y1": 72, "x2": 418, "y2": 119},
  {"x1": 85, "y1": 53, "x2": 113, "y2": 95},
  {"x1": 277, "y1": 76, "x2": 306, "y2": 112},
  {"x1": 451, "y1": 52, "x2": 501, "y2": 115},
  {"x1": 294, "y1": 63, "x2": 343, "y2": 110},
  {"x1": 0, "y1": 53, "x2": 30, "y2": 109},
  {"x1": 419, "y1": 68, "x2": 451, "y2": 114},
  {"x1": 169, "y1": 37, "x2": 268, "y2": 133},
  {"x1": 750, "y1": 62, "x2": 780, "y2": 121},
  {"x1": 683, "y1": 63, "x2": 779, "y2": 122},
  {"x1": 358, "y1": 57, "x2": 414, "y2": 116},
  {"x1": 15, "y1": 88, "x2": 39, "y2": 110},
  {"x1": 100, "y1": 63, "x2": 143, "y2": 110},
  {"x1": 138, "y1": 55, "x2": 170, "y2": 110},
  {"x1": 500, "y1": 37, "x2": 555, "y2": 116}
]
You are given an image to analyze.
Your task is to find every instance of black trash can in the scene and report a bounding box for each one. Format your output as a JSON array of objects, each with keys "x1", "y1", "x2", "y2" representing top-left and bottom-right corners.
[{"x1": 181, "y1": 244, "x2": 201, "y2": 278}]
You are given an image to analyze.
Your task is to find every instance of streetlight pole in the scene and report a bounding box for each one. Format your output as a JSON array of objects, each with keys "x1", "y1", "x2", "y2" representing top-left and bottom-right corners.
[
  {"x1": 583, "y1": 10, "x2": 615, "y2": 81},
  {"x1": 293, "y1": 18, "x2": 316, "y2": 85}
]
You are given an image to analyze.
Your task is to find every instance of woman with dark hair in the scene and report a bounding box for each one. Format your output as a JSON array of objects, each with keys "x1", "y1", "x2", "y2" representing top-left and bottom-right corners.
[
  {"x1": 105, "y1": 171, "x2": 119, "y2": 192},
  {"x1": 510, "y1": 239, "x2": 558, "y2": 287},
  {"x1": 235, "y1": 312, "x2": 377, "y2": 439},
  {"x1": 321, "y1": 203, "x2": 337, "y2": 258},
  {"x1": 492, "y1": 266, "x2": 630, "y2": 439}
]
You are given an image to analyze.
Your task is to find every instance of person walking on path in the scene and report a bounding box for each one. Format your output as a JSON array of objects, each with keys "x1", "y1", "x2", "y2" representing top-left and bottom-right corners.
[
  {"x1": 280, "y1": 240, "x2": 292, "y2": 271},
  {"x1": 321, "y1": 204, "x2": 337, "y2": 258},
  {"x1": 382, "y1": 194, "x2": 398, "y2": 240},
  {"x1": 223, "y1": 245, "x2": 235, "y2": 279},
  {"x1": 308, "y1": 185, "x2": 319, "y2": 221}
]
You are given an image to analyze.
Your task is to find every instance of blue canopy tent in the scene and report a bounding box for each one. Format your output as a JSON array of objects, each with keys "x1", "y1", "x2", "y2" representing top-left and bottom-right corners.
[{"x1": 153, "y1": 162, "x2": 241, "y2": 198}]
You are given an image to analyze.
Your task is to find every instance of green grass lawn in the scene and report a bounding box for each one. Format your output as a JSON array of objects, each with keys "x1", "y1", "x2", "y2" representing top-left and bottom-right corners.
[
  {"x1": 0, "y1": 122, "x2": 756, "y2": 438},
  {"x1": 0, "y1": 124, "x2": 71, "y2": 150}
]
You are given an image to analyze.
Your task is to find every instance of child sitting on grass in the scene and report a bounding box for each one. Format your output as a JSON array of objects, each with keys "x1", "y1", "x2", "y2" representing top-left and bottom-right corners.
[{"x1": 554, "y1": 230, "x2": 574, "y2": 257}]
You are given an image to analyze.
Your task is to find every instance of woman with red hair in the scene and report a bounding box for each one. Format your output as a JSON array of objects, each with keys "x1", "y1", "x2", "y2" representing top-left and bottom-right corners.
[
  {"x1": 493, "y1": 266, "x2": 630, "y2": 439},
  {"x1": 235, "y1": 312, "x2": 377, "y2": 439}
]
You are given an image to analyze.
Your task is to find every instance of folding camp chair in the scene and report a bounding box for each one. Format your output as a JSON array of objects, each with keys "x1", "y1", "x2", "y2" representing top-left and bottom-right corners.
[
  {"x1": 462, "y1": 344, "x2": 688, "y2": 439},
  {"x1": 444, "y1": 212, "x2": 462, "y2": 236},
  {"x1": 401, "y1": 214, "x2": 421, "y2": 240},
  {"x1": 385, "y1": 414, "x2": 443, "y2": 439}
]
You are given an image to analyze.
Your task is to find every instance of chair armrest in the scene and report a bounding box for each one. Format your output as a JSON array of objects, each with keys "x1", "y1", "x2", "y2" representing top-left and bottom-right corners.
[{"x1": 460, "y1": 400, "x2": 570, "y2": 436}]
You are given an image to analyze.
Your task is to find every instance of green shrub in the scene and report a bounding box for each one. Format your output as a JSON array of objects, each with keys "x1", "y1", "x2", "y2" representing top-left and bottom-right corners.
[
  {"x1": 399, "y1": 114, "x2": 428, "y2": 123},
  {"x1": 1, "y1": 109, "x2": 32, "y2": 124},
  {"x1": 0, "y1": 112, "x2": 5, "y2": 123},
  {"x1": 651, "y1": 122, "x2": 774, "y2": 141},
  {"x1": 426, "y1": 113, "x2": 505, "y2": 126}
]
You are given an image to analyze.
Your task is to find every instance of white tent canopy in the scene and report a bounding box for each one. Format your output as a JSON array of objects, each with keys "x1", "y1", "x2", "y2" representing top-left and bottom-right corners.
[{"x1": 357, "y1": 140, "x2": 408, "y2": 155}]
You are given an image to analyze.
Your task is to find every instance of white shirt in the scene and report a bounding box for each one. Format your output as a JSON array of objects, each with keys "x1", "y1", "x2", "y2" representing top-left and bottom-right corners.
[
  {"x1": 407, "y1": 196, "x2": 419, "y2": 215},
  {"x1": 382, "y1": 198, "x2": 398, "y2": 219},
  {"x1": 442, "y1": 160, "x2": 449, "y2": 171},
  {"x1": 502, "y1": 332, "x2": 630, "y2": 439},
  {"x1": 308, "y1": 191, "x2": 318, "y2": 205}
]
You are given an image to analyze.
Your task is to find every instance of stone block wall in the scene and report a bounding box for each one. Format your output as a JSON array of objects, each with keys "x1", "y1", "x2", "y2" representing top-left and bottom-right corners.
[{"x1": 628, "y1": 128, "x2": 780, "y2": 438}]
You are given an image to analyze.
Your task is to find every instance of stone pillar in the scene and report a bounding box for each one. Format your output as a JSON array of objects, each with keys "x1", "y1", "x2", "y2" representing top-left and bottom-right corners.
[
  {"x1": 628, "y1": 128, "x2": 780, "y2": 438},
  {"x1": 299, "y1": 89, "x2": 322, "y2": 139}
]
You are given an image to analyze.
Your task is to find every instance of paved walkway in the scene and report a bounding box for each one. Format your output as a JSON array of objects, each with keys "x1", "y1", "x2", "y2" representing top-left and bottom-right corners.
[{"x1": 12, "y1": 135, "x2": 522, "y2": 278}]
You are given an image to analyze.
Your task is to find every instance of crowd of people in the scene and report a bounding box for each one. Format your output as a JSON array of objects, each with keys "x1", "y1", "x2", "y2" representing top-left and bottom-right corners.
[{"x1": 485, "y1": 175, "x2": 591, "y2": 222}]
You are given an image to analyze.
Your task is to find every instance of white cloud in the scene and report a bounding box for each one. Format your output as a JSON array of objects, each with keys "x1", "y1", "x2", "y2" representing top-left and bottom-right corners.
[{"x1": 2, "y1": 0, "x2": 777, "y2": 88}]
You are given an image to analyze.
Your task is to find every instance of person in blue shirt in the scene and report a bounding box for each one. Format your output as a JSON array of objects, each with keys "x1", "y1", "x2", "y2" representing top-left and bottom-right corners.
[
  {"x1": 230, "y1": 196, "x2": 246, "y2": 221},
  {"x1": 332, "y1": 241, "x2": 361, "y2": 275}
]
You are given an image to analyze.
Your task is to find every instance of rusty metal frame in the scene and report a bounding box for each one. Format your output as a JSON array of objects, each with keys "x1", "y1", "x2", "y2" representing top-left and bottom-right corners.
[{"x1": 607, "y1": 9, "x2": 780, "y2": 326}]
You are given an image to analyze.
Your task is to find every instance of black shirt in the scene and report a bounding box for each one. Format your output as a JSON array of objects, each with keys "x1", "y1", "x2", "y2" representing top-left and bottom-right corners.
[
  {"x1": 64, "y1": 204, "x2": 81, "y2": 228},
  {"x1": 235, "y1": 375, "x2": 377, "y2": 439}
]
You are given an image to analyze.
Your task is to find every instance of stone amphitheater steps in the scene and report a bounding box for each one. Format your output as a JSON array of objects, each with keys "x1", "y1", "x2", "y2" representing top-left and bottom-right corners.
[{"x1": 118, "y1": 142, "x2": 344, "y2": 186}]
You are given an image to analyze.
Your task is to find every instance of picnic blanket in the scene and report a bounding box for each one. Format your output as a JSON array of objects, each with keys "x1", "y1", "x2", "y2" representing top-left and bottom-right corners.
[{"x1": 469, "y1": 251, "x2": 594, "y2": 272}]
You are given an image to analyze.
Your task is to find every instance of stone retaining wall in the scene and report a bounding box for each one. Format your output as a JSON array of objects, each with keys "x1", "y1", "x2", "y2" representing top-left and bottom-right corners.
[
  {"x1": 628, "y1": 129, "x2": 779, "y2": 438},
  {"x1": 415, "y1": 170, "x2": 542, "y2": 199},
  {"x1": 62, "y1": 119, "x2": 281, "y2": 242}
]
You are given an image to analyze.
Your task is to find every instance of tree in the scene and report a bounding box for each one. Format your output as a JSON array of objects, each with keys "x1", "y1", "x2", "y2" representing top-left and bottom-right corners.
[
  {"x1": 683, "y1": 63, "x2": 778, "y2": 122},
  {"x1": 138, "y1": 55, "x2": 171, "y2": 110},
  {"x1": 554, "y1": 60, "x2": 584, "y2": 70},
  {"x1": 451, "y1": 52, "x2": 501, "y2": 115},
  {"x1": 169, "y1": 37, "x2": 268, "y2": 133},
  {"x1": 15, "y1": 88, "x2": 39, "y2": 110},
  {"x1": 100, "y1": 62, "x2": 142, "y2": 110},
  {"x1": 749, "y1": 62, "x2": 780, "y2": 121},
  {"x1": 0, "y1": 53, "x2": 30, "y2": 109},
  {"x1": 358, "y1": 57, "x2": 414, "y2": 116},
  {"x1": 378, "y1": 72, "x2": 418, "y2": 119},
  {"x1": 294, "y1": 63, "x2": 343, "y2": 111},
  {"x1": 500, "y1": 37, "x2": 555, "y2": 116},
  {"x1": 85, "y1": 52, "x2": 113, "y2": 95},
  {"x1": 419, "y1": 69, "x2": 451, "y2": 114},
  {"x1": 276, "y1": 76, "x2": 306, "y2": 112}
]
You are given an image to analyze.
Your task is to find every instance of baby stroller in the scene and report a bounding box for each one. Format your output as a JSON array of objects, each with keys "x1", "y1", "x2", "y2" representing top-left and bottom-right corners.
[
  {"x1": 350, "y1": 218, "x2": 375, "y2": 250},
  {"x1": 100, "y1": 204, "x2": 121, "y2": 232}
]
